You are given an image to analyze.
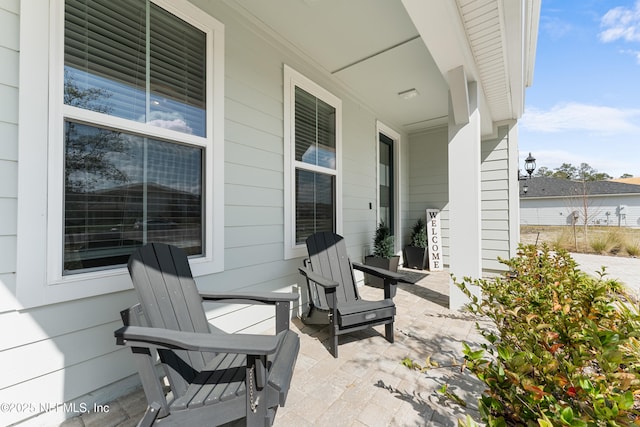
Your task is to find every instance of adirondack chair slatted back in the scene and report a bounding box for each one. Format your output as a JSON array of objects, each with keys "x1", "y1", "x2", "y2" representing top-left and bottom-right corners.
[
  {"x1": 306, "y1": 232, "x2": 360, "y2": 308},
  {"x1": 128, "y1": 243, "x2": 213, "y2": 396}
]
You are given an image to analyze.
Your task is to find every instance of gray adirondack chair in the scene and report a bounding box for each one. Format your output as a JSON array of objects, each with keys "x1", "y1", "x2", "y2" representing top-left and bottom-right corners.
[
  {"x1": 298, "y1": 232, "x2": 404, "y2": 357},
  {"x1": 115, "y1": 243, "x2": 300, "y2": 426}
]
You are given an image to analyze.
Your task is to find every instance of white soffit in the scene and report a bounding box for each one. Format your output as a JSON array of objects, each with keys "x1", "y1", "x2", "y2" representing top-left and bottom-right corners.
[{"x1": 457, "y1": 0, "x2": 521, "y2": 122}]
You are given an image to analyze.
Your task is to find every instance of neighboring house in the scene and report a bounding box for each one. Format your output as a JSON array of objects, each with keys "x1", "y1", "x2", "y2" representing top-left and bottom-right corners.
[
  {"x1": 613, "y1": 177, "x2": 640, "y2": 186},
  {"x1": 520, "y1": 177, "x2": 640, "y2": 227},
  {"x1": 0, "y1": 0, "x2": 540, "y2": 424}
]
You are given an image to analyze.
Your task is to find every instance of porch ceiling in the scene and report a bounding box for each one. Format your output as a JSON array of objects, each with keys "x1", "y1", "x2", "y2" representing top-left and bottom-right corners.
[
  {"x1": 224, "y1": 0, "x2": 537, "y2": 135},
  {"x1": 224, "y1": 0, "x2": 449, "y2": 133}
]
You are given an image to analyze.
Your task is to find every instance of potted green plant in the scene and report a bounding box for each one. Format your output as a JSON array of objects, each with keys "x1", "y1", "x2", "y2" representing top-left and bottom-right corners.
[
  {"x1": 404, "y1": 217, "x2": 427, "y2": 269},
  {"x1": 364, "y1": 221, "x2": 400, "y2": 287}
]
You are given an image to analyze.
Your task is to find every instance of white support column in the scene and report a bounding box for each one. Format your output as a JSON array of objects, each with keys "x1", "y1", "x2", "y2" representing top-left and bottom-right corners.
[{"x1": 448, "y1": 72, "x2": 482, "y2": 311}]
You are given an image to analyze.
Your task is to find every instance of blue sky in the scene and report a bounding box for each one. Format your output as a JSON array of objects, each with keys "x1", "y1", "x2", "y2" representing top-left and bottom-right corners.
[{"x1": 519, "y1": 0, "x2": 640, "y2": 178}]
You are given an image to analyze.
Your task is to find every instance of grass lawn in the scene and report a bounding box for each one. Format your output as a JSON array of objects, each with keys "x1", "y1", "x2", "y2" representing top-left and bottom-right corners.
[{"x1": 520, "y1": 225, "x2": 640, "y2": 257}]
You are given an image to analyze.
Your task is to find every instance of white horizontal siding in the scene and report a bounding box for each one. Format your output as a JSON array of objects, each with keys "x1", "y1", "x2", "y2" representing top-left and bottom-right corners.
[
  {"x1": 0, "y1": 47, "x2": 18, "y2": 87},
  {"x1": 0, "y1": 85, "x2": 18, "y2": 124},
  {"x1": 225, "y1": 224, "x2": 282, "y2": 249},
  {"x1": 0, "y1": 122, "x2": 18, "y2": 161},
  {"x1": 0, "y1": 350, "x2": 136, "y2": 426},
  {"x1": 0, "y1": 5, "x2": 18, "y2": 284},
  {"x1": 481, "y1": 129, "x2": 511, "y2": 271},
  {"x1": 226, "y1": 163, "x2": 282, "y2": 188},
  {"x1": 0, "y1": 321, "x2": 121, "y2": 389},
  {"x1": 0, "y1": 236, "x2": 16, "y2": 273},
  {"x1": 0, "y1": 4, "x2": 19, "y2": 51},
  {"x1": 225, "y1": 184, "x2": 282, "y2": 207},
  {"x1": 0, "y1": 198, "x2": 16, "y2": 236},
  {"x1": 483, "y1": 229, "x2": 509, "y2": 240},
  {"x1": 341, "y1": 101, "x2": 380, "y2": 253},
  {"x1": 407, "y1": 127, "x2": 450, "y2": 265},
  {"x1": 225, "y1": 205, "x2": 282, "y2": 227},
  {"x1": 1, "y1": 292, "x2": 134, "y2": 352},
  {"x1": 0, "y1": 0, "x2": 18, "y2": 15}
]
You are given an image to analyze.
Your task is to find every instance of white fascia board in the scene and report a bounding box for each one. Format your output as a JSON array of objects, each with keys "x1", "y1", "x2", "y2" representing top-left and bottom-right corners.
[
  {"x1": 525, "y1": 0, "x2": 542, "y2": 88},
  {"x1": 502, "y1": 0, "x2": 541, "y2": 119},
  {"x1": 502, "y1": 0, "x2": 524, "y2": 119}
]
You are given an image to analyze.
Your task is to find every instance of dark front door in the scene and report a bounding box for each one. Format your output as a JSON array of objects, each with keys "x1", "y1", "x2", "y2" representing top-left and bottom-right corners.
[{"x1": 379, "y1": 133, "x2": 394, "y2": 235}]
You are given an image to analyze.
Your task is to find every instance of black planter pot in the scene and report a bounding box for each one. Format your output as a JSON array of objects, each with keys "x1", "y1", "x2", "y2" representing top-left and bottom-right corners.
[
  {"x1": 364, "y1": 255, "x2": 400, "y2": 288},
  {"x1": 403, "y1": 246, "x2": 427, "y2": 270}
]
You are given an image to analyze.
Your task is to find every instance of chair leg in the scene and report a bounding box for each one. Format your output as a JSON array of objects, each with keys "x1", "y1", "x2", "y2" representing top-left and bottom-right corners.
[
  {"x1": 385, "y1": 322, "x2": 394, "y2": 343},
  {"x1": 330, "y1": 325, "x2": 339, "y2": 358}
]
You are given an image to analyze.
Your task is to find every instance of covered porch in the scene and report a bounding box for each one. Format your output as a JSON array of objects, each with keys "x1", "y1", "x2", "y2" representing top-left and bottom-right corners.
[
  {"x1": 4, "y1": 0, "x2": 540, "y2": 424},
  {"x1": 63, "y1": 269, "x2": 489, "y2": 426},
  {"x1": 215, "y1": 0, "x2": 540, "y2": 308}
]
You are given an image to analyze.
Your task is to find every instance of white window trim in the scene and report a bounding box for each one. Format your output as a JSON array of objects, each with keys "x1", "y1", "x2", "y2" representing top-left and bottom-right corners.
[
  {"x1": 16, "y1": 0, "x2": 224, "y2": 308},
  {"x1": 283, "y1": 65, "x2": 342, "y2": 260}
]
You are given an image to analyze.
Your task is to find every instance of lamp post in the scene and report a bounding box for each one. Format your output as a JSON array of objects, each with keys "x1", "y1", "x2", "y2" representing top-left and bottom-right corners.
[
  {"x1": 524, "y1": 152, "x2": 536, "y2": 177},
  {"x1": 519, "y1": 152, "x2": 536, "y2": 194}
]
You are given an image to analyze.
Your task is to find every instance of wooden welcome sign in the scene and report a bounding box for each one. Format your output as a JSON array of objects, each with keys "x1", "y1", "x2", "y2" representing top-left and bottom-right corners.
[{"x1": 426, "y1": 209, "x2": 443, "y2": 271}]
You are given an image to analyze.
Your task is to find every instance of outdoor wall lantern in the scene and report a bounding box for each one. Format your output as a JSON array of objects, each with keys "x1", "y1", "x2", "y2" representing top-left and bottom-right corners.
[{"x1": 519, "y1": 152, "x2": 536, "y2": 194}]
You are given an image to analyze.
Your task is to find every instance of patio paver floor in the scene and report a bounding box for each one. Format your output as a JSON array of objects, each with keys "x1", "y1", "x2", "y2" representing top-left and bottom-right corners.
[{"x1": 62, "y1": 269, "x2": 489, "y2": 427}]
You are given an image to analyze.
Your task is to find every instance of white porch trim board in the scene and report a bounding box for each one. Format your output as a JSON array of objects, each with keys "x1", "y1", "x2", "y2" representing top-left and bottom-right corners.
[
  {"x1": 507, "y1": 124, "x2": 521, "y2": 257},
  {"x1": 448, "y1": 76, "x2": 482, "y2": 311}
]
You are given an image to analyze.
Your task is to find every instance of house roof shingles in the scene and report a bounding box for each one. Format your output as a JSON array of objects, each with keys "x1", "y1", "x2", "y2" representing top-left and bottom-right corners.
[{"x1": 520, "y1": 177, "x2": 640, "y2": 198}]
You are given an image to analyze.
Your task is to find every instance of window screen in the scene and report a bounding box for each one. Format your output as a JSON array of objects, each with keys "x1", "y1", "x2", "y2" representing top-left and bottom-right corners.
[{"x1": 64, "y1": 121, "x2": 203, "y2": 273}]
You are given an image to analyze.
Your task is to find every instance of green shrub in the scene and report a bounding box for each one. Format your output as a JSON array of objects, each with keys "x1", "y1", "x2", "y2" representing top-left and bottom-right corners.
[
  {"x1": 373, "y1": 221, "x2": 394, "y2": 258},
  {"x1": 410, "y1": 218, "x2": 427, "y2": 248},
  {"x1": 456, "y1": 244, "x2": 640, "y2": 427}
]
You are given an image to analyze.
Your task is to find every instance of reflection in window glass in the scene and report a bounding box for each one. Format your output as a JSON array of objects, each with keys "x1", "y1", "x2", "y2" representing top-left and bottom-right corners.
[
  {"x1": 64, "y1": 0, "x2": 206, "y2": 136},
  {"x1": 294, "y1": 87, "x2": 336, "y2": 169},
  {"x1": 64, "y1": 121, "x2": 203, "y2": 274},
  {"x1": 295, "y1": 169, "x2": 335, "y2": 245}
]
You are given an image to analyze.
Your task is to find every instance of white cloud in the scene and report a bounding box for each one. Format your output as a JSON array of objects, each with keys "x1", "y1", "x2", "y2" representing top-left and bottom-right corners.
[
  {"x1": 540, "y1": 15, "x2": 573, "y2": 40},
  {"x1": 521, "y1": 102, "x2": 640, "y2": 133},
  {"x1": 600, "y1": 1, "x2": 640, "y2": 43},
  {"x1": 620, "y1": 48, "x2": 640, "y2": 63}
]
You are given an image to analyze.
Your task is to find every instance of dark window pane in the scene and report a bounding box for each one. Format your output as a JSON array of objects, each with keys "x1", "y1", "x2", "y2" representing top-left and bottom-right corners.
[
  {"x1": 295, "y1": 169, "x2": 335, "y2": 245},
  {"x1": 295, "y1": 87, "x2": 336, "y2": 169},
  {"x1": 64, "y1": 121, "x2": 203, "y2": 274},
  {"x1": 64, "y1": 0, "x2": 207, "y2": 136}
]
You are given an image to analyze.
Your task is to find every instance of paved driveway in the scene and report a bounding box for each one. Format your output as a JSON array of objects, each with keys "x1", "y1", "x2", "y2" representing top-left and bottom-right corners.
[{"x1": 570, "y1": 252, "x2": 640, "y2": 295}]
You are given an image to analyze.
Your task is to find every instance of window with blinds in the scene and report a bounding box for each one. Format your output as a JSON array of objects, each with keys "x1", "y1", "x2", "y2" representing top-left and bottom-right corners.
[
  {"x1": 64, "y1": 0, "x2": 206, "y2": 136},
  {"x1": 294, "y1": 86, "x2": 337, "y2": 245},
  {"x1": 62, "y1": 0, "x2": 208, "y2": 273}
]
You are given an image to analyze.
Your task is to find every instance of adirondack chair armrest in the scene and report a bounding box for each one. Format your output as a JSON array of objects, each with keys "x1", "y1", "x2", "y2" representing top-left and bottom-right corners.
[
  {"x1": 298, "y1": 266, "x2": 339, "y2": 289},
  {"x1": 352, "y1": 262, "x2": 401, "y2": 299},
  {"x1": 298, "y1": 266, "x2": 339, "y2": 311},
  {"x1": 199, "y1": 291, "x2": 299, "y2": 333},
  {"x1": 115, "y1": 326, "x2": 283, "y2": 355},
  {"x1": 199, "y1": 291, "x2": 299, "y2": 303},
  {"x1": 352, "y1": 262, "x2": 404, "y2": 281}
]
